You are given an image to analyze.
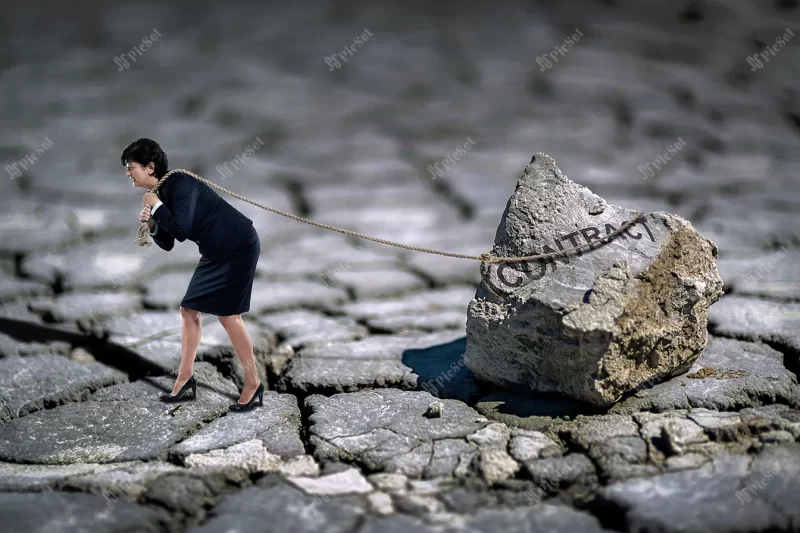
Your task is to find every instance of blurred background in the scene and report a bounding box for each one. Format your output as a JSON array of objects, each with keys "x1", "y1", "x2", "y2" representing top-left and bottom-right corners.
[{"x1": 1, "y1": 0, "x2": 799, "y2": 293}]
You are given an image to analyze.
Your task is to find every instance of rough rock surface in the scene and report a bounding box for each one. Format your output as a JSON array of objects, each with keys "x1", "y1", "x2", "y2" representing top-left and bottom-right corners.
[
  {"x1": 0, "y1": 491, "x2": 170, "y2": 533},
  {"x1": 465, "y1": 153, "x2": 724, "y2": 406},
  {"x1": 595, "y1": 444, "x2": 800, "y2": 533},
  {"x1": 0, "y1": 354, "x2": 128, "y2": 421},
  {"x1": 170, "y1": 391, "x2": 305, "y2": 460},
  {"x1": 307, "y1": 389, "x2": 490, "y2": 478}
]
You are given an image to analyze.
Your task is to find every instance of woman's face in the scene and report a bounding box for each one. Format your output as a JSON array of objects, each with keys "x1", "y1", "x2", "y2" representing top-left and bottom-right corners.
[{"x1": 126, "y1": 161, "x2": 155, "y2": 188}]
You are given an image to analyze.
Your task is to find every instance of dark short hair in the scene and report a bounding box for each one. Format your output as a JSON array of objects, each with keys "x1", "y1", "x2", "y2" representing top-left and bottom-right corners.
[{"x1": 121, "y1": 138, "x2": 168, "y2": 178}]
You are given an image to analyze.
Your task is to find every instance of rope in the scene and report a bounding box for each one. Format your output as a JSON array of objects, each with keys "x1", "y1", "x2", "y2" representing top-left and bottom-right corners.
[{"x1": 136, "y1": 168, "x2": 643, "y2": 274}]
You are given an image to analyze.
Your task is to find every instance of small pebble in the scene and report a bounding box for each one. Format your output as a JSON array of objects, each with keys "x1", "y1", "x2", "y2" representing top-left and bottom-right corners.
[{"x1": 425, "y1": 401, "x2": 444, "y2": 418}]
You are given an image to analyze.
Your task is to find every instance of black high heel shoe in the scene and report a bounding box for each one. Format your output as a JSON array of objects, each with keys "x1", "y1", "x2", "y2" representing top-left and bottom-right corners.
[
  {"x1": 229, "y1": 383, "x2": 264, "y2": 412},
  {"x1": 160, "y1": 375, "x2": 196, "y2": 402}
]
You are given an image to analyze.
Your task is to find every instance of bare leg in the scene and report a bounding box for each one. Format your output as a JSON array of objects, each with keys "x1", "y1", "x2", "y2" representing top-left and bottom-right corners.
[
  {"x1": 218, "y1": 314, "x2": 261, "y2": 403},
  {"x1": 172, "y1": 306, "x2": 202, "y2": 394}
]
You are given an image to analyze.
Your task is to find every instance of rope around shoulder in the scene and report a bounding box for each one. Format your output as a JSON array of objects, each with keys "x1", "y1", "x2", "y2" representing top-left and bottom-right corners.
[{"x1": 136, "y1": 168, "x2": 643, "y2": 287}]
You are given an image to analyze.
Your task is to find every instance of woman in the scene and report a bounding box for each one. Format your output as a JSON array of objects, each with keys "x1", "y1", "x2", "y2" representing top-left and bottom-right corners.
[{"x1": 123, "y1": 138, "x2": 264, "y2": 412}]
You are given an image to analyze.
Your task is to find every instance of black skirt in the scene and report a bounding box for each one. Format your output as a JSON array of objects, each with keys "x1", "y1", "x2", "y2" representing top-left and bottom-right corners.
[{"x1": 180, "y1": 227, "x2": 260, "y2": 316}]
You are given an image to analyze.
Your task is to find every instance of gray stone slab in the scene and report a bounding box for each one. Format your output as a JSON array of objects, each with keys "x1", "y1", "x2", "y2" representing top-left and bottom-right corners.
[
  {"x1": 744, "y1": 442, "x2": 800, "y2": 524},
  {"x1": 0, "y1": 354, "x2": 127, "y2": 421},
  {"x1": 170, "y1": 391, "x2": 304, "y2": 459},
  {"x1": 558, "y1": 415, "x2": 641, "y2": 451},
  {"x1": 0, "y1": 299, "x2": 45, "y2": 323},
  {"x1": 738, "y1": 404, "x2": 800, "y2": 442},
  {"x1": 0, "y1": 461, "x2": 129, "y2": 492},
  {"x1": 178, "y1": 439, "x2": 288, "y2": 478},
  {"x1": 596, "y1": 445, "x2": 800, "y2": 533},
  {"x1": 57, "y1": 461, "x2": 183, "y2": 501},
  {"x1": 98, "y1": 310, "x2": 185, "y2": 345},
  {"x1": 366, "y1": 310, "x2": 467, "y2": 333},
  {"x1": 304, "y1": 181, "x2": 447, "y2": 217},
  {"x1": 187, "y1": 479, "x2": 365, "y2": 533},
  {"x1": 717, "y1": 249, "x2": 800, "y2": 300},
  {"x1": 358, "y1": 514, "x2": 439, "y2": 533},
  {"x1": 425, "y1": 439, "x2": 478, "y2": 479},
  {"x1": 325, "y1": 264, "x2": 428, "y2": 299},
  {"x1": 0, "y1": 267, "x2": 48, "y2": 300},
  {"x1": 0, "y1": 205, "x2": 82, "y2": 255},
  {"x1": 693, "y1": 196, "x2": 800, "y2": 257},
  {"x1": 255, "y1": 233, "x2": 397, "y2": 279},
  {"x1": 509, "y1": 429, "x2": 562, "y2": 462},
  {"x1": 257, "y1": 309, "x2": 367, "y2": 348},
  {"x1": 633, "y1": 411, "x2": 709, "y2": 463},
  {"x1": 27, "y1": 291, "x2": 141, "y2": 325},
  {"x1": 709, "y1": 295, "x2": 800, "y2": 354},
  {"x1": 119, "y1": 338, "x2": 184, "y2": 372},
  {"x1": 64, "y1": 203, "x2": 149, "y2": 236},
  {"x1": 523, "y1": 454, "x2": 599, "y2": 492},
  {"x1": 0, "y1": 363, "x2": 235, "y2": 464},
  {"x1": 337, "y1": 286, "x2": 475, "y2": 320},
  {"x1": 288, "y1": 467, "x2": 372, "y2": 495},
  {"x1": 21, "y1": 234, "x2": 195, "y2": 290},
  {"x1": 310, "y1": 205, "x2": 462, "y2": 253},
  {"x1": 278, "y1": 330, "x2": 477, "y2": 399},
  {"x1": 588, "y1": 437, "x2": 658, "y2": 483},
  {"x1": 534, "y1": 415, "x2": 654, "y2": 484},
  {"x1": 0, "y1": 331, "x2": 71, "y2": 358},
  {"x1": 306, "y1": 389, "x2": 489, "y2": 478},
  {"x1": 400, "y1": 223, "x2": 495, "y2": 287},
  {"x1": 687, "y1": 409, "x2": 749, "y2": 442},
  {"x1": 142, "y1": 271, "x2": 195, "y2": 309},
  {"x1": 406, "y1": 247, "x2": 485, "y2": 287},
  {"x1": 248, "y1": 280, "x2": 349, "y2": 313},
  {"x1": 460, "y1": 503, "x2": 611, "y2": 533},
  {"x1": 610, "y1": 336, "x2": 800, "y2": 414},
  {"x1": 0, "y1": 491, "x2": 168, "y2": 533}
]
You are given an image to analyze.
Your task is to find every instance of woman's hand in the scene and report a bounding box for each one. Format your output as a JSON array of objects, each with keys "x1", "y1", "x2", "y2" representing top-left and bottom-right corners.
[
  {"x1": 142, "y1": 192, "x2": 159, "y2": 207},
  {"x1": 140, "y1": 204, "x2": 152, "y2": 223}
]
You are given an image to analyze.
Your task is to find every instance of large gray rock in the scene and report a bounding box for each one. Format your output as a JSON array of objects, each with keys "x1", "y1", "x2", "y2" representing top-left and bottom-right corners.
[{"x1": 465, "y1": 153, "x2": 723, "y2": 406}]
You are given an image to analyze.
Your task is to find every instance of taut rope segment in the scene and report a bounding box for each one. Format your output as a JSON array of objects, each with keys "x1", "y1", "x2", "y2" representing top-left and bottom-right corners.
[{"x1": 136, "y1": 168, "x2": 642, "y2": 269}]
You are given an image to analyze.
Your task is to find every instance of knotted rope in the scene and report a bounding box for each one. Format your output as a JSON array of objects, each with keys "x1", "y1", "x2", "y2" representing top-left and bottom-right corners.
[{"x1": 136, "y1": 168, "x2": 643, "y2": 297}]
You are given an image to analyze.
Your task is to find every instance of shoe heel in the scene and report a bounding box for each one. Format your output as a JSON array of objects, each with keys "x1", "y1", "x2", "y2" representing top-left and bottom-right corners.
[
  {"x1": 259, "y1": 391, "x2": 263, "y2": 406},
  {"x1": 192, "y1": 382, "x2": 197, "y2": 398}
]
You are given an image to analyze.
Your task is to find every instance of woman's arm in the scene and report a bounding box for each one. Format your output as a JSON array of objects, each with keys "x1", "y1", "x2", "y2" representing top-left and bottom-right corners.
[
  {"x1": 150, "y1": 176, "x2": 198, "y2": 242},
  {"x1": 150, "y1": 219, "x2": 174, "y2": 251}
]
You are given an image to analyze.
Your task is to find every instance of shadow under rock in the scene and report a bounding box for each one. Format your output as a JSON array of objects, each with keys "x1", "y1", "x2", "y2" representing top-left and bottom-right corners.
[
  {"x1": 402, "y1": 336, "x2": 487, "y2": 404},
  {"x1": 402, "y1": 336, "x2": 606, "y2": 422},
  {"x1": 474, "y1": 390, "x2": 604, "y2": 431}
]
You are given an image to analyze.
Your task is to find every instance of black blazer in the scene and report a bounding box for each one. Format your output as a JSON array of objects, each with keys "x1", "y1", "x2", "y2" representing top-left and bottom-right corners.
[{"x1": 150, "y1": 170, "x2": 254, "y2": 262}]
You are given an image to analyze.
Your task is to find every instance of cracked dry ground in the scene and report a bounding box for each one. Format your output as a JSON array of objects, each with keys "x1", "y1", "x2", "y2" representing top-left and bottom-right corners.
[{"x1": 2, "y1": 1, "x2": 800, "y2": 532}]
